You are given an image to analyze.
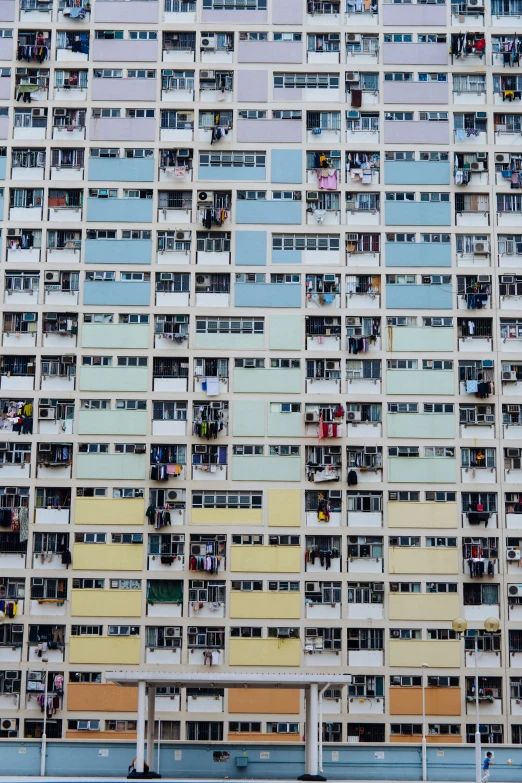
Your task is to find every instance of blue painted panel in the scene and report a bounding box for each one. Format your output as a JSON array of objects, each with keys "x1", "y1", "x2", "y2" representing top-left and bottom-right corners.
[
  {"x1": 0, "y1": 156, "x2": 6, "y2": 179},
  {"x1": 86, "y1": 198, "x2": 153, "y2": 223},
  {"x1": 88, "y1": 157, "x2": 155, "y2": 182},
  {"x1": 271, "y1": 149, "x2": 302, "y2": 183},
  {"x1": 236, "y1": 200, "x2": 302, "y2": 225},
  {"x1": 385, "y1": 242, "x2": 451, "y2": 267},
  {"x1": 235, "y1": 230, "x2": 267, "y2": 265},
  {"x1": 84, "y1": 239, "x2": 152, "y2": 265},
  {"x1": 199, "y1": 166, "x2": 266, "y2": 181},
  {"x1": 235, "y1": 282, "x2": 302, "y2": 308},
  {"x1": 385, "y1": 201, "x2": 451, "y2": 226},
  {"x1": 83, "y1": 281, "x2": 151, "y2": 306},
  {"x1": 0, "y1": 197, "x2": 4, "y2": 220},
  {"x1": 384, "y1": 160, "x2": 450, "y2": 185},
  {"x1": 386, "y1": 283, "x2": 453, "y2": 309},
  {"x1": 272, "y1": 249, "x2": 302, "y2": 264}
]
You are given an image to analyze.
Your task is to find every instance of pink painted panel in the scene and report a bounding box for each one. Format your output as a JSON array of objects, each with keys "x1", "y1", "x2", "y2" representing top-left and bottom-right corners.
[
  {"x1": 238, "y1": 40, "x2": 302, "y2": 63},
  {"x1": 94, "y1": 1, "x2": 159, "y2": 22},
  {"x1": 91, "y1": 78, "x2": 157, "y2": 101},
  {"x1": 92, "y1": 39, "x2": 158, "y2": 62}
]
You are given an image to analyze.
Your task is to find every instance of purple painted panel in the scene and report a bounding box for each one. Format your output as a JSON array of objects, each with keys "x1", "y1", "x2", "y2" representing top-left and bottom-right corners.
[
  {"x1": 273, "y1": 87, "x2": 302, "y2": 102},
  {"x1": 382, "y1": 4, "x2": 447, "y2": 24},
  {"x1": 92, "y1": 39, "x2": 158, "y2": 62},
  {"x1": 383, "y1": 42, "x2": 448, "y2": 65},
  {"x1": 237, "y1": 69, "x2": 268, "y2": 102},
  {"x1": 272, "y1": 0, "x2": 303, "y2": 24},
  {"x1": 94, "y1": 0, "x2": 159, "y2": 22},
  {"x1": 237, "y1": 119, "x2": 302, "y2": 143},
  {"x1": 238, "y1": 40, "x2": 302, "y2": 64},
  {"x1": 384, "y1": 81, "x2": 448, "y2": 105},
  {"x1": 92, "y1": 78, "x2": 157, "y2": 102},
  {"x1": 0, "y1": 38, "x2": 12, "y2": 60},
  {"x1": 0, "y1": 1, "x2": 14, "y2": 21},
  {"x1": 201, "y1": 8, "x2": 267, "y2": 22},
  {"x1": 0, "y1": 79, "x2": 10, "y2": 100},
  {"x1": 89, "y1": 117, "x2": 156, "y2": 141},
  {"x1": 384, "y1": 120, "x2": 449, "y2": 145},
  {"x1": 0, "y1": 117, "x2": 8, "y2": 139}
]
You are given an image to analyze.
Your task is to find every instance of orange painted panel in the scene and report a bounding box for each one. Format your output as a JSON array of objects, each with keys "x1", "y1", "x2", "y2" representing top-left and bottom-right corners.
[
  {"x1": 67, "y1": 683, "x2": 138, "y2": 712},
  {"x1": 389, "y1": 687, "x2": 461, "y2": 716}
]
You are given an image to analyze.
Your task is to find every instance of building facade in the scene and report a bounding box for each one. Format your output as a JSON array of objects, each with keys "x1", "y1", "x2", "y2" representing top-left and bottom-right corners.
[{"x1": 0, "y1": 0, "x2": 521, "y2": 749}]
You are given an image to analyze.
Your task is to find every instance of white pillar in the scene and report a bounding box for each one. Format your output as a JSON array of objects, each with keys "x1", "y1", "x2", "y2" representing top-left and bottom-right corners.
[
  {"x1": 305, "y1": 684, "x2": 319, "y2": 776},
  {"x1": 475, "y1": 636, "x2": 482, "y2": 783},
  {"x1": 147, "y1": 686, "x2": 156, "y2": 772},
  {"x1": 136, "y1": 681, "x2": 147, "y2": 774}
]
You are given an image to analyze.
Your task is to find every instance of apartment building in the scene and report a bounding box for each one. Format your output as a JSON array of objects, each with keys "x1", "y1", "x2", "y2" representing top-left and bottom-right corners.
[{"x1": 1, "y1": 0, "x2": 522, "y2": 750}]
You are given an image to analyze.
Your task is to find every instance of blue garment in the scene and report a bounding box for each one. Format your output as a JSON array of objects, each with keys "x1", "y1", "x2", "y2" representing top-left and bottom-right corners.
[
  {"x1": 466, "y1": 379, "x2": 479, "y2": 394},
  {"x1": 323, "y1": 293, "x2": 335, "y2": 304},
  {"x1": 483, "y1": 758, "x2": 491, "y2": 771}
]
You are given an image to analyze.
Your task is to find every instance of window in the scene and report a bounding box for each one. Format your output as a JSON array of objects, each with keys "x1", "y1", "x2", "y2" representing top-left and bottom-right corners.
[
  {"x1": 348, "y1": 583, "x2": 384, "y2": 604},
  {"x1": 270, "y1": 359, "x2": 301, "y2": 368},
  {"x1": 273, "y1": 234, "x2": 340, "y2": 252},
  {"x1": 389, "y1": 492, "x2": 420, "y2": 502},
  {"x1": 193, "y1": 493, "x2": 261, "y2": 509},
  {"x1": 426, "y1": 537, "x2": 457, "y2": 547},
  {"x1": 108, "y1": 626, "x2": 140, "y2": 636},
  {"x1": 419, "y1": 111, "x2": 448, "y2": 121},
  {"x1": 426, "y1": 491, "x2": 456, "y2": 502},
  {"x1": 387, "y1": 360, "x2": 418, "y2": 370},
  {"x1": 274, "y1": 73, "x2": 339, "y2": 89},
  {"x1": 196, "y1": 318, "x2": 263, "y2": 334},
  {"x1": 389, "y1": 537, "x2": 420, "y2": 547},
  {"x1": 232, "y1": 445, "x2": 264, "y2": 456},
  {"x1": 391, "y1": 724, "x2": 423, "y2": 736},
  {"x1": 127, "y1": 70, "x2": 156, "y2": 79},
  {"x1": 199, "y1": 151, "x2": 265, "y2": 168},
  {"x1": 126, "y1": 109, "x2": 155, "y2": 119},
  {"x1": 384, "y1": 112, "x2": 414, "y2": 121},
  {"x1": 71, "y1": 625, "x2": 102, "y2": 636},
  {"x1": 74, "y1": 532, "x2": 106, "y2": 543},
  {"x1": 388, "y1": 403, "x2": 418, "y2": 413}
]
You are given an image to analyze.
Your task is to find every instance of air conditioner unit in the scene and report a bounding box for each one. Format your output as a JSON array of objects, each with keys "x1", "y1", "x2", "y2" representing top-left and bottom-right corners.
[
  {"x1": 306, "y1": 582, "x2": 320, "y2": 592},
  {"x1": 197, "y1": 191, "x2": 213, "y2": 202},
  {"x1": 277, "y1": 628, "x2": 290, "y2": 638},
  {"x1": 32, "y1": 108, "x2": 45, "y2": 117},
  {"x1": 347, "y1": 411, "x2": 362, "y2": 422},
  {"x1": 38, "y1": 443, "x2": 51, "y2": 452},
  {"x1": 482, "y1": 360, "x2": 493, "y2": 368},
  {"x1": 1, "y1": 719, "x2": 17, "y2": 732},
  {"x1": 390, "y1": 629, "x2": 400, "y2": 638},
  {"x1": 306, "y1": 192, "x2": 319, "y2": 201},
  {"x1": 4, "y1": 487, "x2": 18, "y2": 495},
  {"x1": 7, "y1": 229, "x2": 21, "y2": 237},
  {"x1": 504, "y1": 371, "x2": 518, "y2": 382},
  {"x1": 329, "y1": 490, "x2": 342, "y2": 499},
  {"x1": 346, "y1": 72, "x2": 360, "y2": 82},
  {"x1": 5, "y1": 672, "x2": 18, "y2": 680},
  {"x1": 134, "y1": 445, "x2": 146, "y2": 454},
  {"x1": 54, "y1": 108, "x2": 67, "y2": 116},
  {"x1": 176, "y1": 231, "x2": 188, "y2": 240},
  {"x1": 507, "y1": 548, "x2": 521, "y2": 560},
  {"x1": 477, "y1": 275, "x2": 490, "y2": 283},
  {"x1": 324, "y1": 274, "x2": 337, "y2": 282},
  {"x1": 476, "y1": 112, "x2": 487, "y2": 119},
  {"x1": 61, "y1": 356, "x2": 74, "y2": 364},
  {"x1": 346, "y1": 33, "x2": 361, "y2": 42},
  {"x1": 305, "y1": 411, "x2": 319, "y2": 423},
  {"x1": 502, "y1": 275, "x2": 515, "y2": 283},
  {"x1": 470, "y1": 161, "x2": 485, "y2": 172},
  {"x1": 38, "y1": 407, "x2": 56, "y2": 420},
  {"x1": 495, "y1": 153, "x2": 510, "y2": 164},
  {"x1": 194, "y1": 445, "x2": 207, "y2": 453},
  {"x1": 165, "y1": 626, "x2": 180, "y2": 637},
  {"x1": 507, "y1": 448, "x2": 520, "y2": 457},
  {"x1": 473, "y1": 240, "x2": 489, "y2": 254},
  {"x1": 188, "y1": 626, "x2": 198, "y2": 635},
  {"x1": 364, "y1": 445, "x2": 378, "y2": 454},
  {"x1": 201, "y1": 36, "x2": 215, "y2": 49},
  {"x1": 199, "y1": 70, "x2": 215, "y2": 80},
  {"x1": 45, "y1": 271, "x2": 60, "y2": 284},
  {"x1": 508, "y1": 585, "x2": 522, "y2": 597},
  {"x1": 325, "y1": 361, "x2": 337, "y2": 370},
  {"x1": 167, "y1": 490, "x2": 178, "y2": 501},
  {"x1": 11, "y1": 625, "x2": 23, "y2": 633},
  {"x1": 484, "y1": 414, "x2": 495, "y2": 423},
  {"x1": 22, "y1": 313, "x2": 36, "y2": 322},
  {"x1": 177, "y1": 149, "x2": 190, "y2": 158},
  {"x1": 373, "y1": 583, "x2": 384, "y2": 592},
  {"x1": 476, "y1": 152, "x2": 487, "y2": 160}
]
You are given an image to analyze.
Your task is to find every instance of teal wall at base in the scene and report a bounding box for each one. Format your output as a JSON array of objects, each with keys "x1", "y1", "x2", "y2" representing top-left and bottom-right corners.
[
  {"x1": 84, "y1": 239, "x2": 152, "y2": 265},
  {"x1": 235, "y1": 231, "x2": 267, "y2": 265}
]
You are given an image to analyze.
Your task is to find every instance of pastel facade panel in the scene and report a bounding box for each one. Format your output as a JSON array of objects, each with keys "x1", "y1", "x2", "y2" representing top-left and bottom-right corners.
[
  {"x1": 0, "y1": 1, "x2": 15, "y2": 20},
  {"x1": 88, "y1": 158, "x2": 155, "y2": 181},
  {"x1": 268, "y1": 489, "x2": 301, "y2": 527},
  {"x1": 382, "y1": 43, "x2": 447, "y2": 65},
  {"x1": 386, "y1": 284, "x2": 453, "y2": 309},
  {"x1": 385, "y1": 202, "x2": 452, "y2": 227},
  {"x1": 76, "y1": 453, "x2": 147, "y2": 481},
  {"x1": 71, "y1": 589, "x2": 142, "y2": 617},
  {"x1": 231, "y1": 546, "x2": 301, "y2": 573},
  {"x1": 384, "y1": 121, "x2": 450, "y2": 145},
  {"x1": 387, "y1": 413, "x2": 455, "y2": 438},
  {"x1": 228, "y1": 688, "x2": 300, "y2": 713},
  {"x1": 233, "y1": 369, "x2": 301, "y2": 394},
  {"x1": 387, "y1": 326, "x2": 454, "y2": 351},
  {"x1": 389, "y1": 687, "x2": 461, "y2": 716},
  {"x1": 388, "y1": 457, "x2": 457, "y2": 483},
  {"x1": 79, "y1": 367, "x2": 149, "y2": 392},
  {"x1": 201, "y1": 9, "x2": 268, "y2": 22},
  {"x1": 83, "y1": 282, "x2": 151, "y2": 306},
  {"x1": 384, "y1": 161, "x2": 450, "y2": 186},
  {"x1": 388, "y1": 547, "x2": 459, "y2": 575},
  {"x1": 69, "y1": 637, "x2": 141, "y2": 665},
  {"x1": 0, "y1": 38, "x2": 12, "y2": 60},
  {"x1": 190, "y1": 508, "x2": 262, "y2": 526},
  {"x1": 78, "y1": 409, "x2": 148, "y2": 436},
  {"x1": 92, "y1": 40, "x2": 158, "y2": 61},
  {"x1": 235, "y1": 231, "x2": 267, "y2": 266},
  {"x1": 237, "y1": 69, "x2": 268, "y2": 102},
  {"x1": 74, "y1": 497, "x2": 144, "y2": 526},
  {"x1": 389, "y1": 593, "x2": 460, "y2": 621},
  {"x1": 84, "y1": 239, "x2": 152, "y2": 265},
  {"x1": 199, "y1": 166, "x2": 266, "y2": 181},
  {"x1": 231, "y1": 455, "x2": 301, "y2": 482},
  {"x1": 389, "y1": 640, "x2": 461, "y2": 668},
  {"x1": 234, "y1": 282, "x2": 302, "y2": 308},
  {"x1": 237, "y1": 41, "x2": 302, "y2": 63},
  {"x1": 386, "y1": 370, "x2": 455, "y2": 395},
  {"x1": 388, "y1": 502, "x2": 458, "y2": 529},
  {"x1": 269, "y1": 315, "x2": 302, "y2": 350},
  {"x1": 81, "y1": 324, "x2": 149, "y2": 349},
  {"x1": 267, "y1": 410, "x2": 301, "y2": 437},
  {"x1": 67, "y1": 683, "x2": 138, "y2": 712},
  {"x1": 230, "y1": 592, "x2": 300, "y2": 619},
  {"x1": 235, "y1": 201, "x2": 302, "y2": 225},
  {"x1": 237, "y1": 120, "x2": 302, "y2": 144},
  {"x1": 72, "y1": 543, "x2": 144, "y2": 570},
  {"x1": 232, "y1": 400, "x2": 265, "y2": 436},
  {"x1": 385, "y1": 243, "x2": 452, "y2": 267},
  {"x1": 94, "y1": 1, "x2": 159, "y2": 22},
  {"x1": 89, "y1": 118, "x2": 156, "y2": 142},
  {"x1": 384, "y1": 81, "x2": 448, "y2": 105},
  {"x1": 91, "y1": 78, "x2": 157, "y2": 103},
  {"x1": 194, "y1": 332, "x2": 265, "y2": 351},
  {"x1": 382, "y1": 4, "x2": 446, "y2": 24},
  {"x1": 271, "y1": 149, "x2": 302, "y2": 184},
  {"x1": 229, "y1": 638, "x2": 300, "y2": 666},
  {"x1": 86, "y1": 198, "x2": 153, "y2": 223}
]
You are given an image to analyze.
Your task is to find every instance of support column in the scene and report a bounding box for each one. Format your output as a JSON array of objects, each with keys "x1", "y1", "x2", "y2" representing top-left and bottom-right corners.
[
  {"x1": 136, "y1": 681, "x2": 147, "y2": 774},
  {"x1": 299, "y1": 684, "x2": 324, "y2": 780},
  {"x1": 147, "y1": 686, "x2": 156, "y2": 772}
]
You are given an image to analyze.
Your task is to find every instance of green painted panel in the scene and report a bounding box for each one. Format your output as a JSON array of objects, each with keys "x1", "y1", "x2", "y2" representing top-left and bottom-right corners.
[
  {"x1": 267, "y1": 411, "x2": 302, "y2": 437},
  {"x1": 386, "y1": 370, "x2": 454, "y2": 396},
  {"x1": 76, "y1": 453, "x2": 146, "y2": 481},
  {"x1": 81, "y1": 324, "x2": 149, "y2": 349},
  {"x1": 269, "y1": 315, "x2": 302, "y2": 350},
  {"x1": 387, "y1": 327, "x2": 454, "y2": 352},
  {"x1": 388, "y1": 458, "x2": 457, "y2": 484},
  {"x1": 387, "y1": 413, "x2": 455, "y2": 439},
  {"x1": 194, "y1": 333, "x2": 265, "y2": 351},
  {"x1": 231, "y1": 456, "x2": 301, "y2": 482},
  {"x1": 79, "y1": 367, "x2": 149, "y2": 392},
  {"x1": 233, "y1": 368, "x2": 301, "y2": 394},
  {"x1": 78, "y1": 410, "x2": 148, "y2": 436},
  {"x1": 233, "y1": 400, "x2": 265, "y2": 436}
]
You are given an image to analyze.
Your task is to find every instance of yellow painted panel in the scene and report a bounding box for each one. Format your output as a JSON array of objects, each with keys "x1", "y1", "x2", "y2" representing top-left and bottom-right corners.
[
  {"x1": 389, "y1": 640, "x2": 461, "y2": 668},
  {"x1": 268, "y1": 489, "x2": 300, "y2": 527},
  {"x1": 389, "y1": 548, "x2": 459, "y2": 575},
  {"x1": 230, "y1": 592, "x2": 300, "y2": 619},
  {"x1": 389, "y1": 593, "x2": 459, "y2": 621},
  {"x1": 72, "y1": 544, "x2": 143, "y2": 571},
  {"x1": 71, "y1": 590, "x2": 142, "y2": 617},
  {"x1": 190, "y1": 508, "x2": 262, "y2": 526},
  {"x1": 231, "y1": 546, "x2": 301, "y2": 573},
  {"x1": 74, "y1": 497, "x2": 144, "y2": 526},
  {"x1": 229, "y1": 638, "x2": 300, "y2": 667},
  {"x1": 388, "y1": 502, "x2": 457, "y2": 529},
  {"x1": 69, "y1": 637, "x2": 141, "y2": 665}
]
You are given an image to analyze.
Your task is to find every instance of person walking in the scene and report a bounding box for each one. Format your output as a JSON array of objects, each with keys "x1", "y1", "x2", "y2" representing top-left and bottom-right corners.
[{"x1": 482, "y1": 751, "x2": 495, "y2": 783}]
